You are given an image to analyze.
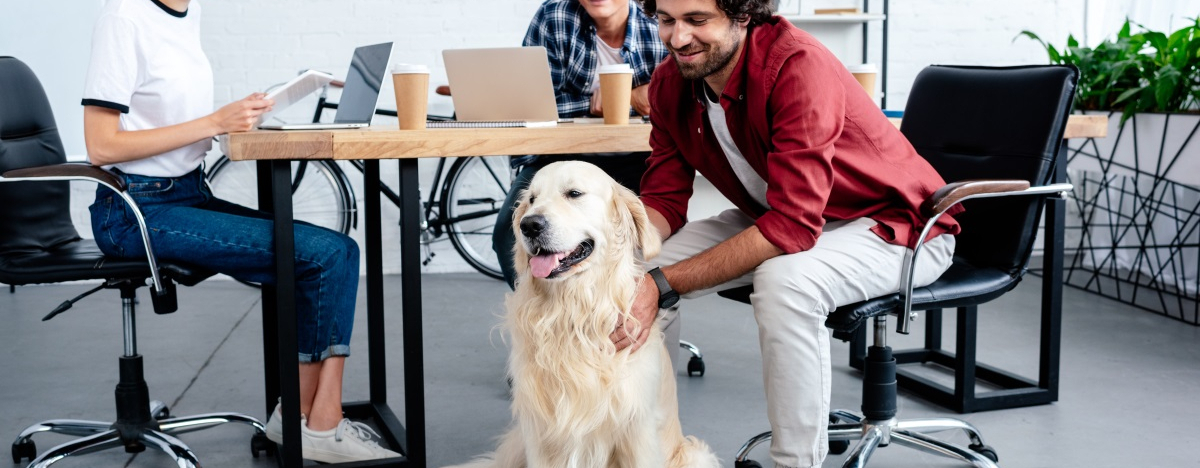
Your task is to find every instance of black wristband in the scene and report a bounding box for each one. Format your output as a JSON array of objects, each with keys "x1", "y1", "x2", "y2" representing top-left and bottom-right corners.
[{"x1": 647, "y1": 267, "x2": 680, "y2": 309}]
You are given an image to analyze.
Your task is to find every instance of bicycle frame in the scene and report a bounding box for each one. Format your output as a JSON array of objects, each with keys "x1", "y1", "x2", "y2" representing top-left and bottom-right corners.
[{"x1": 309, "y1": 88, "x2": 506, "y2": 238}]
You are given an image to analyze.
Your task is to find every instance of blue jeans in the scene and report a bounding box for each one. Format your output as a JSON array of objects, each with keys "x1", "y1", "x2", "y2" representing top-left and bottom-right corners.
[
  {"x1": 90, "y1": 167, "x2": 359, "y2": 363},
  {"x1": 491, "y1": 153, "x2": 648, "y2": 288}
]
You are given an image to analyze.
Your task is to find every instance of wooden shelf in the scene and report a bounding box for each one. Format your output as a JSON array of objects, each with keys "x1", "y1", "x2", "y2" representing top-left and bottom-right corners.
[{"x1": 781, "y1": 14, "x2": 886, "y2": 24}]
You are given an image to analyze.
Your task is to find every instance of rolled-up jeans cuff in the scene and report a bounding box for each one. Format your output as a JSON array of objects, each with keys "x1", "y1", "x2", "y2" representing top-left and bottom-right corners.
[{"x1": 298, "y1": 345, "x2": 351, "y2": 363}]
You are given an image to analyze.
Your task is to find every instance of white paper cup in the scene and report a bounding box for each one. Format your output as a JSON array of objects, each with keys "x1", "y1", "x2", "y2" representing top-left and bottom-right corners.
[
  {"x1": 598, "y1": 64, "x2": 634, "y2": 125},
  {"x1": 392, "y1": 64, "x2": 430, "y2": 130},
  {"x1": 846, "y1": 63, "x2": 878, "y2": 99}
]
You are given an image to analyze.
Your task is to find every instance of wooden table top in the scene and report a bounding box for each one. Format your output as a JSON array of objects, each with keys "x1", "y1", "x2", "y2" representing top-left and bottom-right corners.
[{"x1": 223, "y1": 115, "x2": 1107, "y2": 161}]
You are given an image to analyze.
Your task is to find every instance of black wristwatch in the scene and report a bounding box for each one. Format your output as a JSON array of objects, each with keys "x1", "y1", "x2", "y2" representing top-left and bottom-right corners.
[{"x1": 647, "y1": 267, "x2": 680, "y2": 309}]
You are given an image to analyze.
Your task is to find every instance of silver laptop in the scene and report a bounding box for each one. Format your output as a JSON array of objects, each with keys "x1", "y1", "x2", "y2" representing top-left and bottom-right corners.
[
  {"x1": 438, "y1": 47, "x2": 561, "y2": 127},
  {"x1": 259, "y1": 42, "x2": 393, "y2": 130}
]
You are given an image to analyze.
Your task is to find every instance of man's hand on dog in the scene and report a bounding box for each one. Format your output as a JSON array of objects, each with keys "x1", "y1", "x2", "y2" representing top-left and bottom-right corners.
[{"x1": 611, "y1": 273, "x2": 660, "y2": 353}]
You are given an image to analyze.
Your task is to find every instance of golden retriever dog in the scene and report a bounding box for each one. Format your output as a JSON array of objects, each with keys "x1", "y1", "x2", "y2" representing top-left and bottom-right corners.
[{"x1": 446, "y1": 161, "x2": 719, "y2": 468}]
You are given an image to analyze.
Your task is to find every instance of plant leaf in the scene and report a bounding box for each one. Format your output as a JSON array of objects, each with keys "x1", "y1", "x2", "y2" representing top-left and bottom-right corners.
[
  {"x1": 1034, "y1": 17, "x2": 1200, "y2": 115},
  {"x1": 1114, "y1": 86, "x2": 1142, "y2": 105},
  {"x1": 1154, "y1": 65, "x2": 1181, "y2": 110}
]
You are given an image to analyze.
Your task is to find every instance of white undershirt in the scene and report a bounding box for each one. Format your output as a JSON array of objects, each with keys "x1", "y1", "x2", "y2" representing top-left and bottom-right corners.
[
  {"x1": 704, "y1": 94, "x2": 770, "y2": 209},
  {"x1": 590, "y1": 32, "x2": 625, "y2": 95},
  {"x1": 83, "y1": 0, "x2": 213, "y2": 177}
]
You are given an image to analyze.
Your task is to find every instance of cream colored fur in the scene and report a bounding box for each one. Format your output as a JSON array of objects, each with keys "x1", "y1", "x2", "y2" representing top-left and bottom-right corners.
[{"x1": 444, "y1": 162, "x2": 719, "y2": 468}]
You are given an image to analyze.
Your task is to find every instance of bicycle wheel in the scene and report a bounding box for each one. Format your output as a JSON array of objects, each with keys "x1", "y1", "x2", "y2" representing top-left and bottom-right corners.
[
  {"x1": 206, "y1": 156, "x2": 356, "y2": 235},
  {"x1": 441, "y1": 156, "x2": 509, "y2": 280}
]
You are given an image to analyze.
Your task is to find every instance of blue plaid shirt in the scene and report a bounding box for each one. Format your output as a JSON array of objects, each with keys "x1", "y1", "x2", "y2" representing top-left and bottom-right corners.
[{"x1": 523, "y1": 0, "x2": 668, "y2": 119}]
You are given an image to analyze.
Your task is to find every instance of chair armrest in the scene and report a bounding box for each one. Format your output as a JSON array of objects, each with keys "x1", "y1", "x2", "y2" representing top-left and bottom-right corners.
[
  {"x1": 896, "y1": 180, "x2": 1073, "y2": 334},
  {"x1": 0, "y1": 162, "x2": 175, "y2": 311},
  {"x1": 2, "y1": 162, "x2": 126, "y2": 192},
  {"x1": 921, "y1": 180, "x2": 1029, "y2": 218}
]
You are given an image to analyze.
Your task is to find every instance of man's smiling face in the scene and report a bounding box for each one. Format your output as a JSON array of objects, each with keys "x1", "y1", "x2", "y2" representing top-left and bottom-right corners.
[{"x1": 654, "y1": 0, "x2": 744, "y2": 80}]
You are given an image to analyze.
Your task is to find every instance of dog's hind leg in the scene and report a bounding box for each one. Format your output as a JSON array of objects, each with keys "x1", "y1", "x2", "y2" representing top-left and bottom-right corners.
[
  {"x1": 489, "y1": 429, "x2": 527, "y2": 468},
  {"x1": 614, "y1": 429, "x2": 666, "y2": 468},
  {"x1": 442, "y1": 428, "x2": 527, "y2": 468},
  {"x1": 667, "y1": 436, "x2": 721, "y2": 468}
]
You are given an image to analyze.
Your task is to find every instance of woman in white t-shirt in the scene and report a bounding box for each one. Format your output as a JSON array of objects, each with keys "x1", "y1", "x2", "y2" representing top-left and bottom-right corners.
[{"x1": 82, "y1": 0, "x2": 396, "y2": 463}]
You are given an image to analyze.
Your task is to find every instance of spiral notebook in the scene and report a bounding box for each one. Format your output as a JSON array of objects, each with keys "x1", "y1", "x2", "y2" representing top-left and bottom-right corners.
[
  {"x1": 436, "y1": 47, "x2": 562, "y2": 128},
  {"x1": 425, "y1": 119, "x2": 557, "y2": 128}
]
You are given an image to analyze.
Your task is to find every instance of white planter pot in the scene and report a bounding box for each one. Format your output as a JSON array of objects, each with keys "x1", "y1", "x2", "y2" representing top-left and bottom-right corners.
[
  {"x1": 1068, "y1": 111, "x2": 1200, "y2": 186},
  {"x1": 1064, "y1": 110, "x2": 1200, "y2": 320}
]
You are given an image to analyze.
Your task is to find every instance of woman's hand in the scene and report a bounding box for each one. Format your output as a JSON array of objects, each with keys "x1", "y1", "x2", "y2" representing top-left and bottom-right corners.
[
  {"x1": 85, "y1": 93, "x2": 274, "y2": 166},
  {"x1": 208, "y1": 93, "x2": 274, "y2": 134}
]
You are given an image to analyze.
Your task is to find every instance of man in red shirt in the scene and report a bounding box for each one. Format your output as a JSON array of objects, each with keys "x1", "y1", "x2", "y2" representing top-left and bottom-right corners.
[{"x1": 615, "y1": 0, "x2": 962, "y2": 466}]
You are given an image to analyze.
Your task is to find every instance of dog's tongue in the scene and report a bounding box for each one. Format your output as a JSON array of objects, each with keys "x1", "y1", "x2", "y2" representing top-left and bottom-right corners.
[{"x1": 529, "y1": 252, "x2": 568, "y2": 278}]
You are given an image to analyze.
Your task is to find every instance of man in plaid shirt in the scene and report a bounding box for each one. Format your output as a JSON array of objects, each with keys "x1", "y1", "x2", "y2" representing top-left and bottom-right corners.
[{"x1": 492, "y1": 0, "x2": 669, "y2": 288}]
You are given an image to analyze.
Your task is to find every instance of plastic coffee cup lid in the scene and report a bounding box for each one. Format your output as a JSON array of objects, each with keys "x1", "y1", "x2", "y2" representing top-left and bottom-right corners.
[
  {"x1": 846, "y1": 63, "x2": 877, "y2": 74},
  {"x1": 393, "y1": 63, "x2": 430, "y2": 74},
  {"x1": 598, "y1": 63, "x2": 633, "y2": 74}
]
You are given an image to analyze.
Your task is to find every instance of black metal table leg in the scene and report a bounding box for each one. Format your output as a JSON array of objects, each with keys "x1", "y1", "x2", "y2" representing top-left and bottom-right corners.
[
  {"x1": 397, "y1": 158, "x2": 426, "y2": 467},
  {"x1": 257, "y1": 158, "x2": 423, "y2": 467},
  {"x1": 260, "y1": 160, "x2": 303, "y2": 468}
]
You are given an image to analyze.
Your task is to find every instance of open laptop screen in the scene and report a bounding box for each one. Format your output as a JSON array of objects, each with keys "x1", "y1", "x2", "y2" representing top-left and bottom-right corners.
[
  {"x1": 442, "y1": 47, "x2": 560, "y2": 123},
  {"x1": 334, "y1": 42, "x2": 393, "y2": 124}
]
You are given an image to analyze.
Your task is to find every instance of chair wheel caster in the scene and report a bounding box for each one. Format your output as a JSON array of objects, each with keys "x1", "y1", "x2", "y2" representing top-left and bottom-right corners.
[
  {"x1": 734, "y1": 460, "x2": 762, "y2": 468},
  {"x1": 12, "y1": 439, "x2": 35, "y2": 463},
  {"x1": 687, "y1": 356, "x2": 705, "y2": 377},
  {"x1": 154, "y1": 405, "x2": 171, "y2": 420},
  {"x1": 251, "y1": 432, "x2": 277, "y2": 458},
  {"x1": 969, "y1": 443, "x2": 999, "y2": 462},
  {"x1": 828, "y1": 414, "x2": 850, "y2": 455}
]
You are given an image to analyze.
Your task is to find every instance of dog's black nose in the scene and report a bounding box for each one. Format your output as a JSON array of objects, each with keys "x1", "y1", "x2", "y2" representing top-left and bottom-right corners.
[{"x1": 520, "y1": 215, "x2": 548, "y2": 239}]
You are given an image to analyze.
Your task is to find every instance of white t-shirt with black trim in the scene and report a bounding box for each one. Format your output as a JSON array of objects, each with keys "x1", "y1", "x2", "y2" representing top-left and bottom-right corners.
[
  {"x1": 82, "y1": 0, "x2": 213, "y2": 177},
  {"x1": 704, "y1": 91, "x2": 770, "y2": 210}
]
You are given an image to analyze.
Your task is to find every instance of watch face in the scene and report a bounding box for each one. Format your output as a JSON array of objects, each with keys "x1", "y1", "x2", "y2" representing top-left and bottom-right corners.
[{"x1": 660, "y1": 293, "x2": 680, "y2": 309}]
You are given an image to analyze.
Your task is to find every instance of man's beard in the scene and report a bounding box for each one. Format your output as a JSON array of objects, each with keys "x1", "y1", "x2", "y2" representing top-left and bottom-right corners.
[{"x1": 672, "y1": 35, "x2": 741, "y2": 80}]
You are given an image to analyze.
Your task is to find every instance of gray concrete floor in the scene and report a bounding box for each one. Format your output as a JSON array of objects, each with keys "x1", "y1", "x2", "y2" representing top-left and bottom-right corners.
[{"x1": 2, "y1": 273, "x2": 1198, "y2": 467}]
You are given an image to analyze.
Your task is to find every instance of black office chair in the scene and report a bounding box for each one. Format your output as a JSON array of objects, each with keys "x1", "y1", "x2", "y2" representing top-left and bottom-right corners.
[
  {"x1": 0, "y1": 56, "x2": 272, "y2": 467},
  {"x1": 725, "y1": 65, "x2": 1078, "y2": 467}
]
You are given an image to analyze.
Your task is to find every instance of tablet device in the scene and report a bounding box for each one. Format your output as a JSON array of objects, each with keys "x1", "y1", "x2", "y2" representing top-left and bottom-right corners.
[
  {"x1": 257, "y1": 42, "x2": 393, "y2": 130},
  {"x1": 258, "y1": 69, "x2": 335, "y2": 124}
]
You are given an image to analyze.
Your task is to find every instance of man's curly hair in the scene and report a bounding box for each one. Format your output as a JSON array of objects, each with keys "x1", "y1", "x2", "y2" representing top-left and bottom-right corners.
[{"x1": 636, "y1": 0, "x2": 776, "y2": 26}]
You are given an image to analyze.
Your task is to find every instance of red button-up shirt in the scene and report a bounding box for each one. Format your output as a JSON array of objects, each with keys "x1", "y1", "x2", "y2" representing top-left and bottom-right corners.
[{"x1": 640, "y1": 17, "x2": 961, "y2": 253}]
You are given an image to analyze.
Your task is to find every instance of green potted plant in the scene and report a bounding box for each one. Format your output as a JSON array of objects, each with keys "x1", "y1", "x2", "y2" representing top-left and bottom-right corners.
[
  {"x1": 1018, "y1": 18, "x2": 1200, "y2": 325},
  {"x1": 1018, "y1": 17, "x2": 1200, "y2": 123}
]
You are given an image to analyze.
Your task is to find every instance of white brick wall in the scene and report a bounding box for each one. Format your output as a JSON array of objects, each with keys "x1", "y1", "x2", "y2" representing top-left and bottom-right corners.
[
  {"x1": 199, "y1": 0, "x2": 1085, "y2": 122},
  {"x1": 9, "y1": 0, "x2": 1102, "y2": 277},
  {"x1": 201, "y1": 0, "x2": 547, "y2": 122},
  {"x1": 192, "y1": 0, "x2": 1087, "y2": 276},
  {"x1": 196, "y1": 1, "x2": 555, "y2": 276}
]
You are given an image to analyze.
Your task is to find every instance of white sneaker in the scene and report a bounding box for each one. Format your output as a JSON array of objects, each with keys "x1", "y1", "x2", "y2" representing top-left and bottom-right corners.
[
  {"x1": 264, "y1": 401, "x2": 290, "y2": 444},
  {"x1": 301, "y1": 418, "x2": 400, "y2": 463}
]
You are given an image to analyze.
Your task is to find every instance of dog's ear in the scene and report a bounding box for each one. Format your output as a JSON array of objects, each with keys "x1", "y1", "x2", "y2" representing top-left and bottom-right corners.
[
  {"x1": 511, "y1": 188, "x2": 531, "y2": 277},
  {"x1": 614, "y1": 183, "x2": 661, "y2": 260}
]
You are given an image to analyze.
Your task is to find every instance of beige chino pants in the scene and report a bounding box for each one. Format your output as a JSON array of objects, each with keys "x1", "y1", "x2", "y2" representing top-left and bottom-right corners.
[{"x1": 655, "y1": 209, "x2": 954, "y2": 468}]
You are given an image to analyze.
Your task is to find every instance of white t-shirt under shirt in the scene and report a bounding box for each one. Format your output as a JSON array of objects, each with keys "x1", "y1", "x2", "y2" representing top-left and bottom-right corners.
[
  {"x1": 589, "y1": 33, "x2": 624, "y2": 95},
  {"x1": 703, "y1": 92, "x2": 770, "y2": 210},
  {"x1": 82, "y1": 0, "x2": 213, "y2": 178}
]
